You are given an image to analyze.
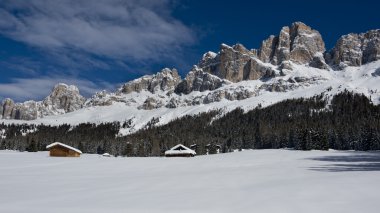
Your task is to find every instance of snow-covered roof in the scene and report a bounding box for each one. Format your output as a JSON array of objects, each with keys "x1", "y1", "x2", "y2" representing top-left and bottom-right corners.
[
  {"x1": 46, "y1": 142, "x2": 82, "y2": 154},
  {"x1": 165, "y1": 144, "x2": 196, "y2": 155}
]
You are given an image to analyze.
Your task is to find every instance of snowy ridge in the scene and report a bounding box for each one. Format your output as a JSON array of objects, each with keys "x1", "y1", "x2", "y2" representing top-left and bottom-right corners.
[
  {"x1": 1, "y1": 22, "x2": 380, "y2": 135},
  {"x1": 1, "y1": 61, "x2": 380, "y2": 136}
]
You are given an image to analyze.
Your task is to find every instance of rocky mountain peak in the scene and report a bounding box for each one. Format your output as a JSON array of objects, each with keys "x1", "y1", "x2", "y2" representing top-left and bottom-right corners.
[
  {"x1": 197, "y1": 22, "x2": 327, "y2": 83},
  {"x1": 327, "y1": 29, "x2": 380, "y2": 68},
  {"x1": 232, "y1": 43, "x2": 250, "y2": 54},
  {"x1": 1, "y1": 98, "x2": 15, "y2": 119},
  {"x1": 202, "y1": 51, "x2": 218, "y2": 61},
  {"x1": 290, "y1": 21, "x2": 312, "y2": 33},
  {"x1": 1, "y1": 22, "x2": 380, "y2": 121},
  {"x1": 259, "y1": 22, "x2": 325, "y2": 65},
  {"x1": 41, "y1": 83, "x2": 86, "y2": 116},
  {"x1": 0, "y1": 83, "x2": 85, "y2": 120},
  {"x1": 198, "y1": 43, "x2": 275, "y2": 83},
  {"x1": 53, "y1": 83, "x2": 80, "y2": 93},
  {"x1": 119, "y1": 68, "x2": 181, "y2": 94},
  {"x1": 289, "y1": 22, "x2": 326, "y2": 64}
]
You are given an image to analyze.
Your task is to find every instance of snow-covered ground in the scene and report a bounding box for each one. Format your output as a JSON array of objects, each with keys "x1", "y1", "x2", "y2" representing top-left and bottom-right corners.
[{"x1": 1, "y1": 149, "x2": 379, "y2": 213}]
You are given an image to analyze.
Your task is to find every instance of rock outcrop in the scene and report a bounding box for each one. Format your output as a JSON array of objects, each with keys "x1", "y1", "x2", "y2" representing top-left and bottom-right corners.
[
  {"x1": 1, "y1": 83, "x2": 85, "y2": 120},
  {"x1": 85, "y1": 90, "x2": 129, "y2": 107},
  {"x1": 41, "y1": 83, "x2": 86, "y2": 116},
  {"x1": 12, "y1": 101, "x2": 39, "y2": 120},
  {"x1": 198, "y1": 44, "x2": 278, "y2": 82},
  {"x1": 119, "y1": 68, "x2": 181, "y2": 94},
  {"x1": 309, "y1": 52, "x2": 329, "y2": 70},
  {"x1": 327, "y1": 30, "x2": 380, "y2": 68},
  {"x1": 174, "y1": 66, "x2": 230, "y2": 94},
  {"x1": 1, "y1": 98, "x2": 15, "y2": 119},
  {"x1": 198, "y1": 22, "x2": 325, "y2": 83},
  {"x1": 85, "y1": 68, "x2": 182, "y2": 109},
  {"x1": 199, "y1": 44, "x2": 253, "y2": 82},
  {"x1": 138, "y1": 97, "x2": 164, "y2": 110},
  {"x1": 258, "y1": 22, "x2": 325, "y2": 65},
  {"x1": 1, "y1": 99, "x2": 39, "y2": 120}
]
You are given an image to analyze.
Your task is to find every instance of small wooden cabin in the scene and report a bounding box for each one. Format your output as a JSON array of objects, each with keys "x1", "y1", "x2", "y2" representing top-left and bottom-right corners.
[
  {"x1": 46, "y1": 142, "x2": 82, "y2": 157},
  {"x1": 165, "y1": 144, "x2": 196, "y2": 157}
]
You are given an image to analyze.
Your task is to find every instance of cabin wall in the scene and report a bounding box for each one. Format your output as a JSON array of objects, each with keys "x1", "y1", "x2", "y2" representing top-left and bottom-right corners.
[{"x1": 68, "y1": 150, "x2": 81, "y2": 157}]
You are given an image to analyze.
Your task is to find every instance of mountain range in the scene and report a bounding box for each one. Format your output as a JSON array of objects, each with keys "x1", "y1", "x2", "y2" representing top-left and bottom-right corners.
[{"x1": 1, "y1": 22, "x2": 380, "y2": 136}]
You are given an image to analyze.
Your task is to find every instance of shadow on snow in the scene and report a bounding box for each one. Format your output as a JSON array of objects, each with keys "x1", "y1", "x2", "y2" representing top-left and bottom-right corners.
[{"x1": 307, "y1": 151, "x2": 380, "y2": 172}]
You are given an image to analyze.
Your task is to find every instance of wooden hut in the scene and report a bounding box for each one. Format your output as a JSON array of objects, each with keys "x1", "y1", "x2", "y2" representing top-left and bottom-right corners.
[
  {"x1": 46, "y1": 142, "x2": 82, "y2": 157},
  {"x1": 165, "y1": 144, "x2": 196, "y2": 157}
]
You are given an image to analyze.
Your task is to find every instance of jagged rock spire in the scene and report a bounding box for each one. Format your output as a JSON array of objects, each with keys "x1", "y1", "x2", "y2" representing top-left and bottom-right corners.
[
  {"x1": 196, "y1": 22, "x2": 327, "y2": 82},
  {"x1": 258, "y1": 22, "x2": 325, "y2": 65},
  {"x1": 327, "y1": 29, "x2": 380, "y2": 68}
]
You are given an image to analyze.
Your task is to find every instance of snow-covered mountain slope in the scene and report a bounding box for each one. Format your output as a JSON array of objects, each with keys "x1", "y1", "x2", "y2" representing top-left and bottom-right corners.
[
  {"x1": 1, "y1": 22, "x2": 379, "y2": 135},
  {"x1": 2, "y1": 60, "x2": 380, "y2": 136}
]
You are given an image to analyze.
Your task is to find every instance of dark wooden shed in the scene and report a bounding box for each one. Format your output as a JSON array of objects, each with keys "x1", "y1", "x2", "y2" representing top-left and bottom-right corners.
[{"x1": 46, "y1": 142, "x2": 82, "y2": 157}]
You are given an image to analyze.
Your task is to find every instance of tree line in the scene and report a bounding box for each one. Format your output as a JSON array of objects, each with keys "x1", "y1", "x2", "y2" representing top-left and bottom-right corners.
[{"x1": 1, "y1": 90, "x2": 379, "y2": 156}]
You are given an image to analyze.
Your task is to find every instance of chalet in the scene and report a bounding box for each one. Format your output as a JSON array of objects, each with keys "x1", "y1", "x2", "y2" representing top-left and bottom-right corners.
[
  {"x1": 46, "y1": 142, "x2": 82, "y2": 157},
  {"x1": 165, "y1": 144, "x2": 196, "y2": 157}
]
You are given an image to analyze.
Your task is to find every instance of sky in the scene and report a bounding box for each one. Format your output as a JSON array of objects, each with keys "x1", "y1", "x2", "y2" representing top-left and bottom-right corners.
[{"x1": 0, "y1": 0, "x2": 379, "y2": 102}]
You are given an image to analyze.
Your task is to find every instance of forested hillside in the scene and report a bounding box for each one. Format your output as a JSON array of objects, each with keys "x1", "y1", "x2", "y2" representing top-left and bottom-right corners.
[{"x1": 1, "y1": 91, "x2": 379, "y2": 156}]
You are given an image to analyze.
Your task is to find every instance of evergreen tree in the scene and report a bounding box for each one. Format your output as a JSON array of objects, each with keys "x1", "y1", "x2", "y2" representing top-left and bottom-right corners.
[
  {"x1": 208, "y1": 143, "x2": 217, "y2": 155},
  {"x1": 26, "y1": 138, "x2": 38, "y2": 152},
  {"x1": 96, "y1": 145, "x2": 104, "y2": 154}
]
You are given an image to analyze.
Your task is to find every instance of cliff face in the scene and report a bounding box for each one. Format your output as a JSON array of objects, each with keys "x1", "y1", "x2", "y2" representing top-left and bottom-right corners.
[
  {"x1": 196, "y1": 22, "x2": 328, "y2": 83},
  {"x1": 327, "y1": 30, "x2": 380, "y2": 69},
  {"x1": 1, "y1": 83, "x2": 85, "y2": 120},
  {"x1": 198, "y1": 43, "x2": 278, "y2": 83},
  {"x1": 258, "y1": 22, "x2": 325, "y2": 65},
  {"x1": 174, "y1": 66, "x2": 230, "y2": 94},
  {"x1": 41, "y1": 83, "x2": 86, "y2": 116}
]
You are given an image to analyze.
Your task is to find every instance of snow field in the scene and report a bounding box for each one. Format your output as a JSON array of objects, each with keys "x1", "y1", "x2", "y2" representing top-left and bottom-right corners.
[{"x1": 0, "y1": 149, "x2": 379, "y2": 213}]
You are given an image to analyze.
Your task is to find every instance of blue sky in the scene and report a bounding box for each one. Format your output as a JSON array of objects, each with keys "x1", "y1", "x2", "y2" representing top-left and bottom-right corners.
[{"x1": 0, "y1": 0, "x2": 379, "y2": 101}]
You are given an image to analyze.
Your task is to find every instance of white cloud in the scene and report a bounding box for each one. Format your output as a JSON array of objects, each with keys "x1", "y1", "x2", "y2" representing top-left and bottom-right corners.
[
  {"x1": 0, "y1": 77, "x2": 116, "y2": 102},
  {"x1": 0, "y1": 0, "x2": 195, "y2": 61},
  {"x1": 0, "y1": 0, "x2": 196, "y2": 102}
]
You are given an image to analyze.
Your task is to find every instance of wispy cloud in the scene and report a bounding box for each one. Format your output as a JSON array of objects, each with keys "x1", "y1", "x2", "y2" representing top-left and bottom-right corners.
[
  {"x1": 0, "y1": 57, "x2": 41, "y2": 76},
  {"x1": 0, "y1": 0, "x2": 196, "y2": 61},
  {"x1": 0, "y1": 76, "x2": 115, "y2": 102},
  {"x1": 0, "y1": 0, "x2": 196, "y2": 102}
]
